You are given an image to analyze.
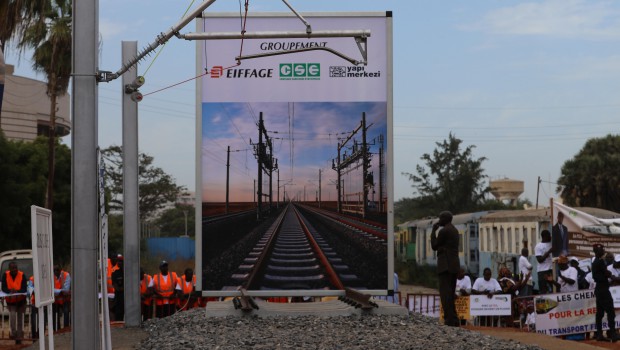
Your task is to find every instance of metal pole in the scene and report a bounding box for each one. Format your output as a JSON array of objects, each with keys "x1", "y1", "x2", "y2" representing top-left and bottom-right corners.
[
  {"x1": 362, "y1": 112, "x2": 368, "y2": 218},
  {"x1": 122, "y1": 41, "x2": 141, "y2": 327},
  {"x1": 337, "y1": 146, "x2": 341, "y2": 213},
  {"x1": 318, "y1": 169, "x2": 321, "y2": 208},
  {"x1": 226, "y1": 146, "x2": 230, "y2": 214},
  {"x1": 71, "y1": 0, "x2": 100, "y2": 346},
  {"x1": 379, "y1": 134, "x2": 384, "y2": 212},
  {"x1": 277, "y1": 169, "x2": 280, "y2": 208},
  {"x1": 536, "y1": 176, "x2": 541, "y2": 209},
  {"x1": 183, "y1": 210, "x2": 188, "y2": 236},
  {"x1": 257, "y1": 113, "x2": 263, "y2": 220}
]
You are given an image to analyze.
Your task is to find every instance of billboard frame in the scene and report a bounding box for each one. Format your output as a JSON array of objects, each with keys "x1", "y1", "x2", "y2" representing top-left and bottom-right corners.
[{"x1": 195, "y1": 11, "x2": 393, "y2": 297}]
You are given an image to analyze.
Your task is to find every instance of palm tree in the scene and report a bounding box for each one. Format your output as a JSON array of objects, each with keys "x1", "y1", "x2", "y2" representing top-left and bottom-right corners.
[
  {"x1": 0, "y1": 0, "x2": 45, "y2": 129},
  {"x1": 20, "y1": 0, "x2": 72, "y2": 210}
]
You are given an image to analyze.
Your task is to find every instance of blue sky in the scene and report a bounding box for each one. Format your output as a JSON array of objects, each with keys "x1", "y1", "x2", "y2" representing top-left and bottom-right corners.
[
  {"x1": 6, "y1": 0, "x2": 620, "y2": 208},
  {"x1": 201, "y1": 102, "x2": 387, "y2": 202}
]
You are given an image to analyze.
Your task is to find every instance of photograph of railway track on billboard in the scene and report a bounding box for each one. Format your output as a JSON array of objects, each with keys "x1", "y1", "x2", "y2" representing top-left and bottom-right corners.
[{"x1": 197, "y1": 13, "x2": 392, "y2": 295}]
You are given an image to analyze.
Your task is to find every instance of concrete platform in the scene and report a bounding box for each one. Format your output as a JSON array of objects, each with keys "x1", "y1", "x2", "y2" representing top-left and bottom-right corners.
[{"x1": 205, "y1": 299, "x2": 409, "y2": 318}]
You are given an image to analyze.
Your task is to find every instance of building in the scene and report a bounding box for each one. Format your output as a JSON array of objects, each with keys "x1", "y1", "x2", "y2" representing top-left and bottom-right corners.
[
  {"x1": 0, "y1": 64, "x2": 71, "y2": 141},
  {"x1": 399, "y1": 206, "x2": 620, "y2": 291}
]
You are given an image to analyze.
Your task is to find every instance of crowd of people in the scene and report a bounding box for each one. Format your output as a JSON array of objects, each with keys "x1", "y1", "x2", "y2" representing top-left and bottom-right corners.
[
  {"x1": 0, "y1": 260, "x2": 71, "y2": 344},
  {"x1": 432, "y1": 210, "x2": 619, "y2": 343},
  {"x1": 106, "y1": 256, "x2": 204, "y2": 322},
  {"x1": 0, "y1": 256, "x2": 204, "y2": 345}
]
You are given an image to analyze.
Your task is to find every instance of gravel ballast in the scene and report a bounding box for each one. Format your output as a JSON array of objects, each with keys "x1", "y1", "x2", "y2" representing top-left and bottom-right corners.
[{"x1": 139, "y1": 308, "x2": 544, "y2": 350}]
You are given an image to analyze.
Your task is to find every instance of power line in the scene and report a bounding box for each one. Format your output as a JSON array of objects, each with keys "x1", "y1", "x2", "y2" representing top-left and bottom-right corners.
[
  {"x1": 395, "y1": 121, "x2": 620, "y2": 130},
  {"x1": 218, "y1": 103, "x2": 250, "y2": 147},
  {"x1": 395, "y1": 103, "x2": 620, "y2": 110}
]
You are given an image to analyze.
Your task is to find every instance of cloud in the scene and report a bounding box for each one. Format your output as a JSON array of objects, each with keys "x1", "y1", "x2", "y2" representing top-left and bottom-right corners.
[
  {"x1": 99, "y1": 18, "x2": 127, "y2": 41},
  {"x1": 468, "y1": 0, "x2": 620, "y2": 40}
]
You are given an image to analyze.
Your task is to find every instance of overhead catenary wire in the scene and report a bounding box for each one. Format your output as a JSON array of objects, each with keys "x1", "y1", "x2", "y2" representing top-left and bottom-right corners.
[{"x1": 142, "y1": 0, "x2": 198, "y2": 77}]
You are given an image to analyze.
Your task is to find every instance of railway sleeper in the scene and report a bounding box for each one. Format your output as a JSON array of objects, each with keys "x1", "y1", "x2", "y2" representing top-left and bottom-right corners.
[
  {"x1": 264, "y1": 274, "x2": 325, "y2": 282},
  {"x1": 270, "y1": 257, "x2": 317, "y2": 264},
  {"x1": 273, "y1": 247, "x2": 312, "y2": 254},
  {"x1": 266, "y1": 265, "x2": 321, "y2": 274},
  {"x1": 272, "y1": 252, "x2": 314, "y2": 258}
]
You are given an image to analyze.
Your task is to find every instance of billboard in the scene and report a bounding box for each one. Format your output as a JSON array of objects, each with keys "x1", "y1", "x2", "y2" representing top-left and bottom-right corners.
[{"x1": 196, "y1": 12, "x2": 393, "y2": 296}]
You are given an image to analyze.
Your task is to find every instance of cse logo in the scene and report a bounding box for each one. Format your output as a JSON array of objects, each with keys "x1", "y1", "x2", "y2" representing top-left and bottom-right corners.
[{"x1": 279, "y1": 63, "x2": 320, "y2": 79}]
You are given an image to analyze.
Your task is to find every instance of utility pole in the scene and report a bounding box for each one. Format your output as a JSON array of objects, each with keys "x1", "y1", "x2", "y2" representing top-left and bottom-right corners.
[
  {"x1": 277, "y1": 168, "x2": 280, "y2": 208},
  {"x1": 226, "y1": 146, "x2": 230, "y2": 214},
  {"x1": 257, "y1": 115, "x2": 263, "y2": 220},
  {"x1": 362, "y1": 112, "x2": 368, "y2": 218},
  {"x1": 378, "y1": 134, "x2": 384, "y2": 212},
  {"x1": 318, "y1": 169, "x2": 322, "y2": 208},
  {"x1": 536, "y1": 176, "x2": 541, "y2": 209},
  {"x1": 251, "y1": 112, "x2": 276, "y2": 220},
  {"x1": 331, "y1": 112, "x2": 372, "y2": 216},
  {"x1": 122, "y1": 41, "x2": 141, "y2": 328},
  {"x1": 72, "y1": 0, "x2": 99, "y2": 346}
]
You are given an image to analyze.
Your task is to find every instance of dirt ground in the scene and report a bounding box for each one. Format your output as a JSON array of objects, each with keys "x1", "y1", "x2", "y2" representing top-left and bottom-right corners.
[{"x1": 2, "y1": 284, "x2": 615, "y2": 350}]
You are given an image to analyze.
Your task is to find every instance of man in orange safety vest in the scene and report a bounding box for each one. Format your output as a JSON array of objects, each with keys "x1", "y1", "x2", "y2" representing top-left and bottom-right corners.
[
  {"x1": 140, "y1": 268, "x2": 153, "y2": 321},
  {"x1": 149, "y1": 261, "x2": 179, "y2": 318},
  {"x1": 2, "y1": 260, "x2": 28, "y2": 344},
  {"x1": 177, "y1": 268, "x2": 199, "y2": 311}
]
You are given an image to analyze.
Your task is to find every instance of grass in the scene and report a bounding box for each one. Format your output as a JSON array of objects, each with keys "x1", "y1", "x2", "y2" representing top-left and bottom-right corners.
[{"x1": 396, "y1": 260, "x2": 439, "y2": 289}]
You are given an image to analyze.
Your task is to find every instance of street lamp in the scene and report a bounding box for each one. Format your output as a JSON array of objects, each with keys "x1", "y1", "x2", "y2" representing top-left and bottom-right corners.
[{"x1": 182, "y1": 209, "x2": 189, "y2": 237}]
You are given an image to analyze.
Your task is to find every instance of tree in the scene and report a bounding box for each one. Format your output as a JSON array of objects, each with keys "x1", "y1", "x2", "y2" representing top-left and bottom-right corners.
[
  {"x1": 0, "y1": 0, "x2": 47, "y2": 130},
  {"x1": 0, "y1": 134, "x2": 71, "y2": 263},
  {"x1": 101, "y1": 145, "x2": 185, "y2": 221},
  {"x1": 155, "y1": 203, "x2": 196, "y2": 237},
  {"x1": 19, "y1": 0, "x2": 72, "y2": 211},
  {"x1": 0, "y1": 0, "x2": 46, "y2": 51},
  {"x1": 557, "y1": 134, "x2": 620, "y2": 212},
  {"x1": 402, "y1": 133, "x2": 491, "y2": 215}
]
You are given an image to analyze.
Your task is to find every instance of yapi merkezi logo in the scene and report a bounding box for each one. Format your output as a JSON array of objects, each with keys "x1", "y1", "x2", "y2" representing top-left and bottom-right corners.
[
  {"x1": 279, "y1": 63, "x2": 320, "y2": 80},
  {"x1": 329, "y1": 66, "x2": 381, "y2": 78}
]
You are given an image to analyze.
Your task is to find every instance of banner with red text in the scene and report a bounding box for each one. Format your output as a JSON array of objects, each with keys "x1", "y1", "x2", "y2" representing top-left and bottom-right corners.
[{"x1": 535, "y1": 288, "x2": 620, "y2": 336}]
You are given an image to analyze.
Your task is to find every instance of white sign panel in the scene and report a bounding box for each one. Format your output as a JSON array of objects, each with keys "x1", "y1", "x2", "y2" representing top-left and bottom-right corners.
[
  {"x1": 30, "y1": 205, "x2": 54, "y2": 307},
  {"x1": 469, "y1": 294, "x2": 512, "y2": 316}
]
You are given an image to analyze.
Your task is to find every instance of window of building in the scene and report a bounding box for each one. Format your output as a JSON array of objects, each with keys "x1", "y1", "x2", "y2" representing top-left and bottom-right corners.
[{"x1": 507, "y1": 227, "x2": 513, "y2": 254}]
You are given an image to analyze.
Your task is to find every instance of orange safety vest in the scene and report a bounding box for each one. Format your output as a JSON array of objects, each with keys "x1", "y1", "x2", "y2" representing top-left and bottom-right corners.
[
  {"x1": 5, "y1": 271, "x2": 26, "y2": 304},
  {"x1": 152, "y1": 273, "x2": 177, "y2": 305},
  {"x1": 140, "y1": 274, "x2": 152, "y2": 306},
  {"x1": 29, "y1": 276, "x2": 35, "y2": 305},
  {"x1": 54, "y1": 271, "x2": 70, "y2": 305},
  {"x1": 107, "y1": 259, "x2": 118, "y2": 294},
  {"x1": 177, "y1": 275, "x2": 197, "y2": 309}
]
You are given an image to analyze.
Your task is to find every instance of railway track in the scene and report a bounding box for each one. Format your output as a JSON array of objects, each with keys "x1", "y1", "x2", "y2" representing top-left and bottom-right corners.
[
  {"x1": 202, "y1": 209, "x2": 257, "y2": 225},
  {"x1": 228, "y1": 204, "x2": 365, "y2": 291},
  {"x1": 299, "y1": 205, "x2": 388, "y2": 243}
]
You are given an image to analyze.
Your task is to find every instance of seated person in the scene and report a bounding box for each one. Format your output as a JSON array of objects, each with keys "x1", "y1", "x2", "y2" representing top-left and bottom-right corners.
[
  {"x1": 472, "y1": 268, "x2": 502, "y2": 298},
  {"x1": 455, "y1": 268, "x2": 472, "y2": 297}
]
